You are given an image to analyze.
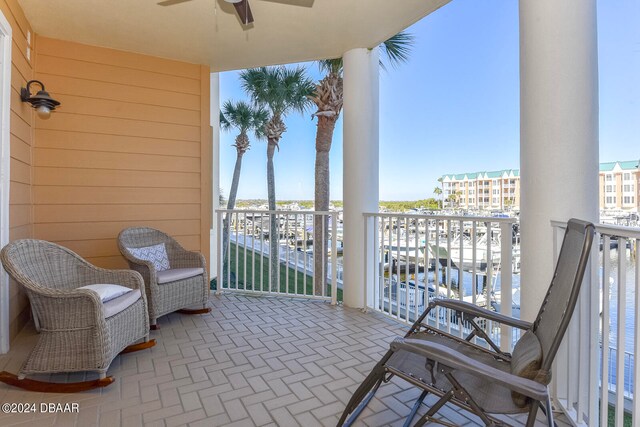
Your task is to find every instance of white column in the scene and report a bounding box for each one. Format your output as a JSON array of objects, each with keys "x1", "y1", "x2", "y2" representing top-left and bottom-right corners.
[
  {"x1": 519, "y1": 0, "x2": 598, "y2": 321},
  {"x1": 210, "y1": 73, "x2": 220, "y2": 279},
  {"x1": 342, "y1": 47, "x2": 379, "y2": 308}
]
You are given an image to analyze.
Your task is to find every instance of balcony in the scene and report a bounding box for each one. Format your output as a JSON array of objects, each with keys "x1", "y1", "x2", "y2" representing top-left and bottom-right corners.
[
  {"x1": 212, "y1": 209, "x2": 640, "y2": 426},
  {"x1": 1, "y1": 293, "x2": 577, "y2": 427},
  {"x1": 0, "y1": 0, "x2": 623, "y2": 425}
]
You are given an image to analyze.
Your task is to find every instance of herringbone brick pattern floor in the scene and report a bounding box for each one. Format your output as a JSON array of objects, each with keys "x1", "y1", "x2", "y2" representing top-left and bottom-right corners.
[{"x1": 0, "y1": 294, "x2": 570, "y2": 426}]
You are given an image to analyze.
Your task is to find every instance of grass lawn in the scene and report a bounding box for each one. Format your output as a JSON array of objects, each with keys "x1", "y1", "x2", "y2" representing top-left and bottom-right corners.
[
  {"x1": 607, "y1": 405, "x2": 631, "y2": 426},
  {"x1": 211, "y1": 242, "x2": 343, "y2": 302}
]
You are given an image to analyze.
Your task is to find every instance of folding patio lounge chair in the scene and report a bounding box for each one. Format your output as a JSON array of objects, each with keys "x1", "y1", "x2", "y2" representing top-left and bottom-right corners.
[
  {"x1": 0, "y1": 240, "x2": 155, "y2": 392},
  {"x1": 338, "y1": 218, "x2": 595, "y2": 427}
]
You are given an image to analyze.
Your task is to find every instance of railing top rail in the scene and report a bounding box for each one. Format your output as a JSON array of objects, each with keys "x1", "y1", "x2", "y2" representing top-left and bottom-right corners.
[
  {"x1": 551, "y1": 219, "x2": 640, "y2": 239},
  {"x1": 216, "y1": 209, "x2": 335, "y2": 215},
  {"x1": 364, "y1": 212, "x2": 517, "y2": 223}
]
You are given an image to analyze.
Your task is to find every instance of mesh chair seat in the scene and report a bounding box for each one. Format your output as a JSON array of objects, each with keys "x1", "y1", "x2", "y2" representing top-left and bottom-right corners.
[{"x1": 387, "y1": 330, "x2": 527, "y2": 414}]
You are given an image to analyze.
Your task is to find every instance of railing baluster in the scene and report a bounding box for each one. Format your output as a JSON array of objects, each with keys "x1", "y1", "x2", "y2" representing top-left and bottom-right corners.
[
  {"x1": 285, "y1": 213, "x2": 289, "y2": 295},
  {"x1": 634, "y1": 238, "x2": 640, "y2": 426},
  {"x1": 485, "y1": 221, "x2": 493, "y2": 341},
  {"x1": 616, "y1": 237, "x2": 627, "y2": 427},
  {"x1": 243, "y1": 212, "x2": 247, "y2": 291},
  {"x1": 499, "y1": 221, "x2": 512, "y2": 352},
  {"x1": 404, "y1": 217, "x2": 410, "y2": 323},
  {"x1": 396, "y1": 216, "x2": 401, "y2": 321},
  {"x1": 331, "y1": 213, "x2": 338, "y2": 305},
  {"x1": 380, "y1": 216, "x2": 386, "y2": 315},
  {"x1": 446, "y1": 219, "x2": 452, "y2": 333},
  {"x1": 294, "y1": 213, "x2": 299, "y2": 296},
  {"x1": 458, "y1": 219, "x2": 464, "y2": 338},
  {"x1": 322, "y1": 213, "x2": 327, "y2": 299},
  {"x1": 216, "y1": 211, "x2": 223, "y2": 294},
  {"x1": 235, "y1": 211, "x2": 239, "y2": 290},
  {"x1": 268, "y1": 212, "x2": 272, "y2": 294},
  {"x1": 276, "y1": 212, "x2": 281, "y2": 294},
  {"x1": 227, "y1": 212, "x2": 231, "y2": 290},
  {"x1": 471, "y1": 221, "x2": 477, "y2": 344},
  {"x1": 423, "y1": 219, "x2": 430, "y2": 317},
  {"x1": 602, "y1": 235, "x2": 611, "y2": 427},
  {"x1": 251, "y1": 211, "x2": 256, "y2": 291},
  {"x1": 414, "y1": 218, "x2": 420, "y2": 321},
  {"x1": 435, "y1": 219, "x2": 441, "y2": 329},
  {"x1": 303, "y1": 213, "x2": 307, "y2": 295}
]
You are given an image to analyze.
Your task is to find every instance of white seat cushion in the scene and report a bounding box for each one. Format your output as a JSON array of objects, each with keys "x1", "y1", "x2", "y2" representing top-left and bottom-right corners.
[
  {"x1": 103, "y1": 289, "x2": 142, "y2": 318},
  {"x1": 156, "y1": 268, "x2": 204, "y2": 284},
  {"x1": 79, "y1": 283, "x2": 132, "y2": 302}
]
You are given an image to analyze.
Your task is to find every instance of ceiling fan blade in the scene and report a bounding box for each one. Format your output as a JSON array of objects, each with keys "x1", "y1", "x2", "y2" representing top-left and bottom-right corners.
[
  {"x1": 157, "y1": 0, "x2": 193, "y2": 6},
  {"x1": 233, "y1": 0, "x2": 254, "y2": 25}
]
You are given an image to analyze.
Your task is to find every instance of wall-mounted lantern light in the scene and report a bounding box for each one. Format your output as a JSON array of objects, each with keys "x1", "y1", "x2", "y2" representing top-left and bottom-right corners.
[{"x1": 20, "y1": 80, "x2": 60, "y2": 120}]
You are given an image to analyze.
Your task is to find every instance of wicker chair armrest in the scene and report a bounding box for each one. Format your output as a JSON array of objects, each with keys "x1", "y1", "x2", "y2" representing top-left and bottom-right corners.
[
  {"x1": 118, "y1": 247, "x2": 157, "y2": 283},
  {"x1": 166, "y1": 243, "x2": 206, "y2": 270},
  {"x1": 431, "y1": 298, "x2": 532, "y2": 330},
  {"x1": 30, "y1": 289, "x2": 105, "y2": 331},
  {"x1": 390, "y1": 337, "x2": 548, "y2": 402}
]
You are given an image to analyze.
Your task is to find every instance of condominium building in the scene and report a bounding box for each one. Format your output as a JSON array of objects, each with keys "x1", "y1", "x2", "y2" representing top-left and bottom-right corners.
[
  {"x1": 442, "y1": 160, "x2": 639, "y2": 212},
  {"x1": 599, "y1": 160, "x2": 640, "y2": 211},
  {"x1": 441, "y1": 169, "x2": 520, "y2": 210}
]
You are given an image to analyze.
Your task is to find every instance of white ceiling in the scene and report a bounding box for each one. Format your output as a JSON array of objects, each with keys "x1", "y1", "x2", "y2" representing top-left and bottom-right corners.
[{"x1": 19, "y1": 0, "x2": 450, "y2": 72}]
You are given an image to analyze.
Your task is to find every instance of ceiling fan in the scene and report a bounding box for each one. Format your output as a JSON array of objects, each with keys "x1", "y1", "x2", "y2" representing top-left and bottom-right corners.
[{"x1": 157, "y1": 0, "x2": 254, "y2": 25}]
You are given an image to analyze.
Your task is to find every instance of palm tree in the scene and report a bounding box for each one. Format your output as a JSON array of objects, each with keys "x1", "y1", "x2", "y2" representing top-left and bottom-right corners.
[
  {"x1": 433, "y1": 187, "x2": 443, "y2": 209},
  {"x1": 220, "y1": 100, "x2": 268, "y2": 284},
  {"x1": 309, "y1": 31, "x2": 415, "y2": 295},
  {"x1": 240, "y1": 66, "x2": 315, "y2": 290}
]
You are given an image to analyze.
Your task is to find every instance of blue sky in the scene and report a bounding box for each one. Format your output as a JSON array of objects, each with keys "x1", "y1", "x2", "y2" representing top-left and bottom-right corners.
[{"x1": 219, "y1": 0, "x2": 639, "y2": 201}]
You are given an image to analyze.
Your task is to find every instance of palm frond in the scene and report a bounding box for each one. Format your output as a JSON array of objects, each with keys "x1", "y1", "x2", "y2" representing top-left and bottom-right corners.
[
  {"x1": 220, "y1": 111, "x2": 231, "y2": 131},
  {"x1": 318, "y1": 58, "x2": 343, "y2": 75},
  {"x1": 252, "y1": 106, "x2": 270, "y2": 140},
  {"x1": 240, "y1": 65, "x2": 314, "y2": 118},
  {"x1": 380, "y1": 30, "x2": 415, "y2": 71},
  {"x1": 221, "y1": 100, "x2": 255, "y2": 134}
]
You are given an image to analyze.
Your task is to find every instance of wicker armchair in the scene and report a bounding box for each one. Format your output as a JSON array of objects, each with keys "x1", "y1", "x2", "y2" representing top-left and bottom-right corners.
[
  {"x1": 117, "y1": 227, "x2": 210, "y2": 329},
  {"x1": 0, "y1": 240, "x2": 154, "y2": 392}
]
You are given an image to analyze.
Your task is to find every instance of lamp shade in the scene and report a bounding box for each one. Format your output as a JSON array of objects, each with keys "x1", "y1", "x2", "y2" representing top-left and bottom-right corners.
[{"x1": 20, "y1": 80, "x2": 61, "y2": 120}]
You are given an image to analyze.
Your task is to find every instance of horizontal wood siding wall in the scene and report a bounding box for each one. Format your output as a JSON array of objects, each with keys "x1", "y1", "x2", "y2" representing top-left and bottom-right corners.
[
  {"x1": 33, "y1": 37, "x2": 211, "y2": 271},
  {"x1": 2, "y1": 0, "x2": 34, "y2": 340}
]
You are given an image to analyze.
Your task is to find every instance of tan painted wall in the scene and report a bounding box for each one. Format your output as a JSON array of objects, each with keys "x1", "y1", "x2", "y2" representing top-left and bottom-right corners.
[
  {"x1": 2, "y1": 0, "x2": 35, "y2": 340},
  {"x1": 32, "y1": 36, "x2": 212, "y2": 272}
]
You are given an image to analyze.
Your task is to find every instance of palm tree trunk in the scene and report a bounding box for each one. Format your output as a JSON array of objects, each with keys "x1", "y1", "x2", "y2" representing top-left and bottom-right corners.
[
  {"x1": 222, "y1": 152, "x2": 244, "y2": 287},
  {"x1": 313, "y1": 115, "x2": 337, "y2": 296},
  {"x1": 267, "y1": 140, "x2": 279, "y2": 291}
]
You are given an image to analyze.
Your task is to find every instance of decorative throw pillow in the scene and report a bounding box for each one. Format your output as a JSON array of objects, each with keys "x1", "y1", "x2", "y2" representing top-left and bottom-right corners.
[
  {"x1": 79, "y1": 284, "x2": 132, "y2": 302},
  {"x1": 127, "y1": 243, "x2": 171, "y2": 272},
  {"x1": 510, "y1": 330, "x2": 544, "y2": 407}
]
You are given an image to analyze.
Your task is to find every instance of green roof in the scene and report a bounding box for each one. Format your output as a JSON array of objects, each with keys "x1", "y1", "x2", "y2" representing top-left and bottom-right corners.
[
  {"x1": 441, "y1": 168, "x2": 520, "y2": 181},
  {"x1": 599, "y1": 160, "x2": 639, "y2": 172},
  {"x1": 443, "y1": 161, "x2": 638, "y2": 181}
]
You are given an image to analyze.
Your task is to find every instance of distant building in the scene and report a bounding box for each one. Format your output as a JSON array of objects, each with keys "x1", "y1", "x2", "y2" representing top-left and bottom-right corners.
[
  {"x1": 441, "y1": 160, "x2": 639, "y2": 212},
  {"x1": 441, "y1": 169, "x2": 520, "y2": 211},
  {"x1": 599, "y1": 160, "x2": 639, "y2": 212}
]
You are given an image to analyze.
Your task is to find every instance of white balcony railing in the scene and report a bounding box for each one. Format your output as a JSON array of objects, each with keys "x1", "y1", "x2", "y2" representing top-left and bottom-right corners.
[
  {"x1": 215, "y1": 209, "x2": 340, "y2": 303},
  {"x1": 363, "y1": 213, "x2": 519, "y2": 352},
  {"x1": 551, "y1": 220, "x2": 640, "y2": 426}
]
